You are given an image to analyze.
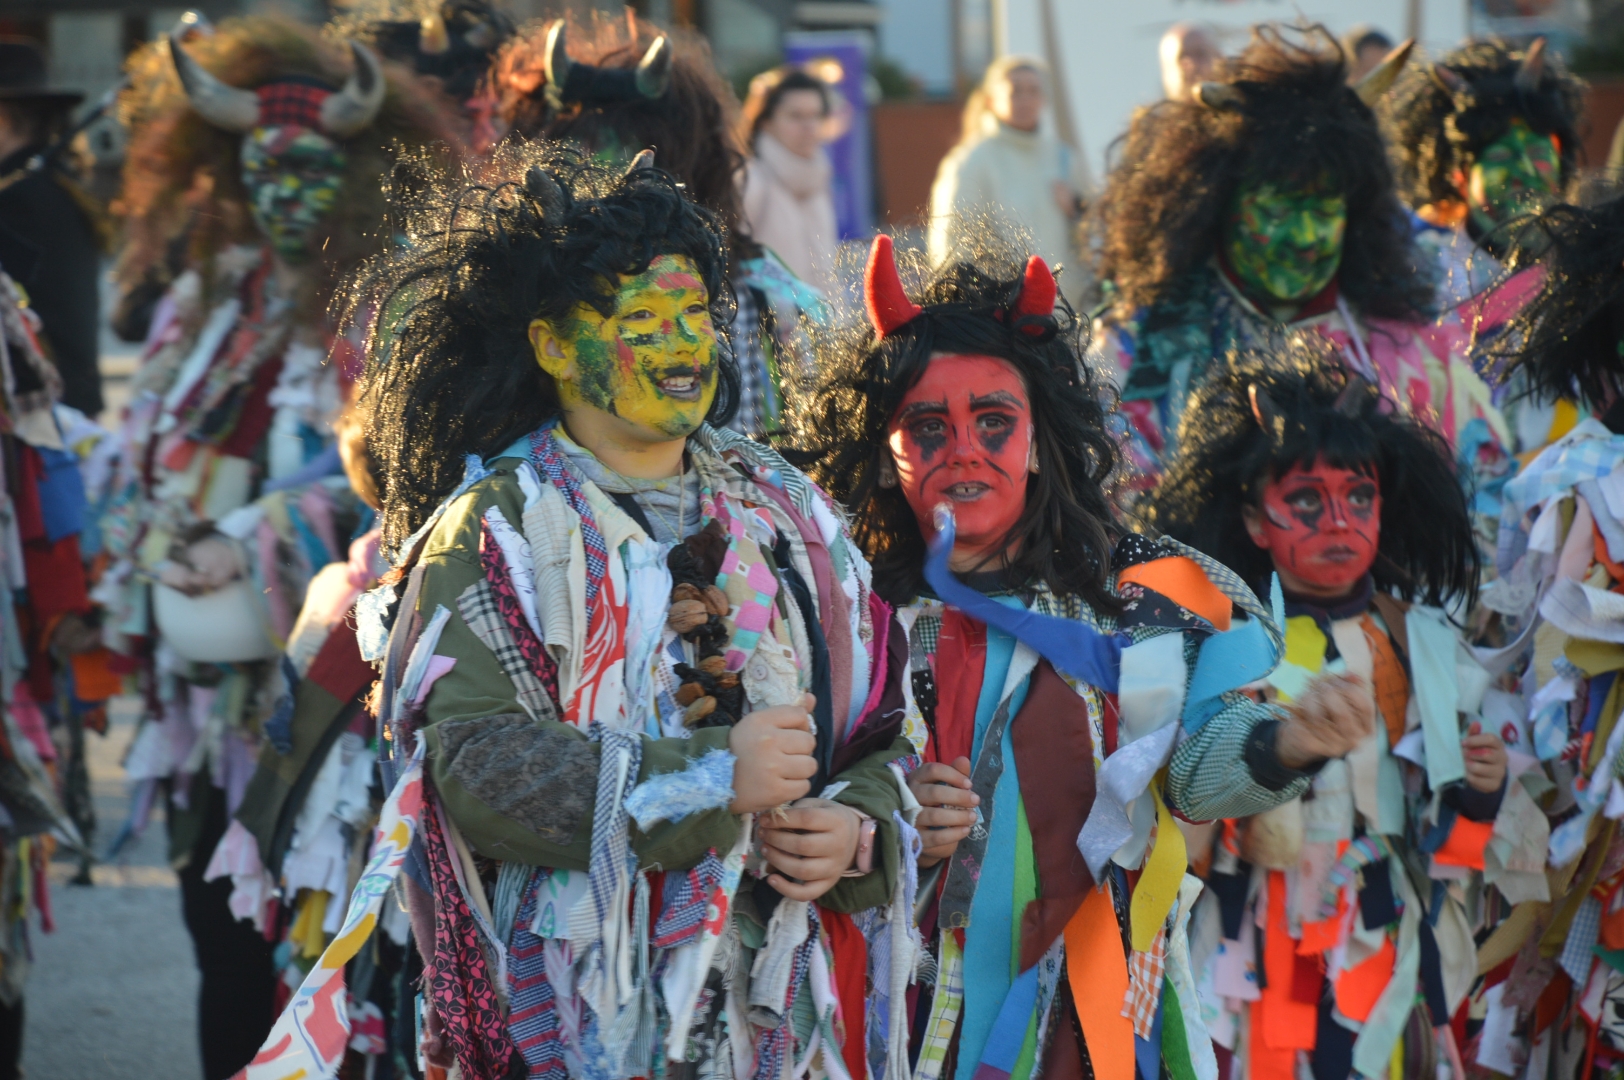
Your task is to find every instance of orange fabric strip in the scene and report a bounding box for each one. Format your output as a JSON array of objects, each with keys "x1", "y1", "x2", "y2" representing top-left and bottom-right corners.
[
  {"x1": 1334, "y1": 937, "x2": 1395, "y2": 1023},
  {"x1": 1258, "y1": 871, "x2": 1318, "y2": 1052},
  {"x1": 1064, "y1": 885, "x2": 1134, "y2": 1080},
  {"x1": 69, "y1": 649, "x2": 124, "y2": 702},
  {"x1": 1116, "y1": 557, "x2": 1232, "y2": 631},
  {"x1": 1600, "y1": 906, "x2": 1624, "y2": 952},
  {"x1": 1433, "y1": 816, "x2": 1494, "y2": 870},
  {"x1": 1361, "y1": 615, "x2": 1410, "y2": 749}
]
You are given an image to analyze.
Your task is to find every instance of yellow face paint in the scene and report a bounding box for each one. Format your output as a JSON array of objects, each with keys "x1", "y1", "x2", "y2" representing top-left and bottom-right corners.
[{"x1": 535, "y1": 254, "x2": 719, "y2": 440}]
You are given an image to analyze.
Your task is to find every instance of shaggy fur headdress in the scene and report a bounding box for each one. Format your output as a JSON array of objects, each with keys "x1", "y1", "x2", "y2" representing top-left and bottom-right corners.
[
  {"x1": 1384, "y1": 39, "x2": 1583, "y2": 222},
  {"x1": 1144, "y1": 339, "x2": 1478, "y2": 607},
  {"x1": 1484, "y1": 194, "x2": 1624, "y2": 412},
  {"x1": 348, "y1": 142, "x2": 739, "y2": 556},
  {"x1": 1091, "y1": 24, "x2": 1431, "y2": 322}
]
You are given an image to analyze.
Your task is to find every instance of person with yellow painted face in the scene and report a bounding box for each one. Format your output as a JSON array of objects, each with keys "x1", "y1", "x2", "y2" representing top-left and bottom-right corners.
[
  {"x1": 1090, "y1": 24, "x2": 1511, "y2": 516},
  {"x1": 342, "y1": 144, "x2": 915, "y2": 1080}
]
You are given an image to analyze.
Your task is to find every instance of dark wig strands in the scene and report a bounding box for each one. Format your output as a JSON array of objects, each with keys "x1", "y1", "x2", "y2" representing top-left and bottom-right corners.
[
  {"x1": 344, "y1": 142, "x2": 739, "y2": 557},
  {"x1": 788, "y1": 238, "x2": 1123, "y2": 613},
  {"x1": 1089, "y1": 23, "x2": 1432, "y2": 322},
  {"x1": 1485, "y1": 193, "x2": 1624, "y2": 411},
  {"x1": 1382, "y1": 39, "x2": 1584, "y2": 218},
  {"x1": 1144, "y1": 339, "x2": 1479, "y2": 608}
]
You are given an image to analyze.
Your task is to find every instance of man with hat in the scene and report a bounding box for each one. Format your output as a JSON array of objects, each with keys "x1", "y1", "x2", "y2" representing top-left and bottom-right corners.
[{"x1": 0, "y1": 38, "x2": 102, "y2": 418}]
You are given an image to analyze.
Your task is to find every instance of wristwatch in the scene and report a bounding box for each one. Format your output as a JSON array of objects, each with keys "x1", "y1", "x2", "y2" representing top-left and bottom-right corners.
[{"x1": 841, "y1": 809, "x2": 877, "y2": 877}]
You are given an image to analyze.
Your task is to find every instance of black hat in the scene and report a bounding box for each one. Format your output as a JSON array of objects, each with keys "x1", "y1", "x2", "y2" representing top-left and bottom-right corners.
[{"x1": 0, "y1": 39, "x2": 84, "y2": 105}]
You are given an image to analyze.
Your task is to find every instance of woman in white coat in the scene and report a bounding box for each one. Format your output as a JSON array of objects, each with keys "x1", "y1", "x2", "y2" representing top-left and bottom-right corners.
[{"x1": 739, "y1": 66, "x2": 839, "y2": 294}]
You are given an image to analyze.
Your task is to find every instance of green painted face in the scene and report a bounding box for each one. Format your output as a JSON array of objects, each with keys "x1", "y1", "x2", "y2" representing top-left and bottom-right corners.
[
  {"x1": 240, "y1": 125, "x2": 347, "y2": 261},
  {"x1": 1466, "y1": 119, "x2": 1561, "y2": 229},
  {"x1": 538, "y1": 254, "x2": 719, "y2": 439},
  {"x1": 1222, "y1": 183, "x2": 1347, "y2": 306}
]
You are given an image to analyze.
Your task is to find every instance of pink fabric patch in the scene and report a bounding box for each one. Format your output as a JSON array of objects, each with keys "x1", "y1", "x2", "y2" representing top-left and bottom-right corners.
[{"x1": 413, "y1": 656, "x2": 459, "y2": 707}]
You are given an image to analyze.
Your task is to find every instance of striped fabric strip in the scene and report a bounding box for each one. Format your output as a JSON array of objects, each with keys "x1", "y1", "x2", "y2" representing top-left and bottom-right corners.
[
  {"x1": 508, "y1": 870, "x2": 568, "y2": 1079},
  {"x1": 651, "y1": 850, "x2": 725, "y2": 949},
  {"x1": 528, "y1": 424, "x2": 609, "y2": 617},
  {"x1": 750, "y1": 905, "x2": 822, "y2": 1080},
  {"x1": 479, "y1": 518, "x2": 560, "y2": 702},
  {"x1": 568, "y1": 728, "x2": 643, "y2": 1040}
]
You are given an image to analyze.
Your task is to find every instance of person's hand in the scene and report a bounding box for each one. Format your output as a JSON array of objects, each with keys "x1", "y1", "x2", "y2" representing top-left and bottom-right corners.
[
  {"x1": 728, "y1": 694, "x2": 817, "y2": 814},
  {"x1": 1462, "y1": 721, "x2": 1508, "y2": 793},
  {"x1": 908, "y1": 757, "x2": 977, "y2": 867},
  {"x1": 1276, "y1": 673, "x2": 1375, "y2": 769},
  {"x1": 759, "y1": 797, "x2": 862, "y2": 901}
]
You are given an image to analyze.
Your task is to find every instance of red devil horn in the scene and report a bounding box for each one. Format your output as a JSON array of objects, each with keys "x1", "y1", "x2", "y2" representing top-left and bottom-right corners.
[
  {"x1": 1010, "y1": 256, "x2": 1057, "y2": 335},
  {"x1": 864, "y1": 235, "x2": 922, "y2": 339}
]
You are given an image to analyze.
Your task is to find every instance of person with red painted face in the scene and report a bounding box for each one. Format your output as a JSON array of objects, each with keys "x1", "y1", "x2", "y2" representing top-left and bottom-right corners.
[
  {"x1": 795, "y1": 237, "x2": 1373, "y2": 1080},
  {"x1": 1145, "y1": 343, "x2": 1538, "y2": 1080}
]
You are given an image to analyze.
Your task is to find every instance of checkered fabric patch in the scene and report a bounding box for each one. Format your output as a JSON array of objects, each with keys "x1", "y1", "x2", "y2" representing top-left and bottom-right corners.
[
  {"x1": 254, "y1": 79, "x2": 332, "y2": 129},
  {"x1": 480, "y1": 518, "x2": 560, "y2": 702},
  {"x1": 456, "y1": 577, "x2": 558, "y2": 724},
  {"x1": 508, "y1": 871, "x2": 568, "y2": 1079},
  {"x1": 914, "y1": 929, "x2": 965, "y2": 1080},
  {"x1": 1123, "y1": 924, "x2": 1167, "y2": 1038},
  {"x1": 651, "y1": 850, "x2": 726, "y2": 949}
]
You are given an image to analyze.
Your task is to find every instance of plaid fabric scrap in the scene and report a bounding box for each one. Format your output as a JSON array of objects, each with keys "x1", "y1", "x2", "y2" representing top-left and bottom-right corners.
[
  {"x1": 480, "y1": 518, "x2": 560, "y2": 702},
  {"x1": 528, "y1": 425, "x2": 610, "y2": 618},
  {"x1": 651, "y1": 850, "x2": 725, "y2": 949},
  {"x1": 1560, "y1": 895, "x2": 1603, "y2": 985},
  {"x1": 1123, "y1": 924, "x2": 1167, "y2": 1039},
  {"x1": 508, "y1": 870, "x2": 568, "y2": 1079},
  {"x1": 254, "y1": 78, "x2": 332, "y2": 129},
  {"x1": 456, "y1": 578, "x2": 557, "y2": 723},
  {"x1": 914, "y1": 929, "x2": 965, "y2": 1080}
]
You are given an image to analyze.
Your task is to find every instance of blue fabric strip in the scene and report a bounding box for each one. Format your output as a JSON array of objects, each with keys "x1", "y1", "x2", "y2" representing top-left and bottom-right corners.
[
  {"x1": 970, "y1": 966, "x2": 1041, "y2": 1080},
  {"x1": 1134, "y1": 992, "x2": 1164, "y2": 1080}
]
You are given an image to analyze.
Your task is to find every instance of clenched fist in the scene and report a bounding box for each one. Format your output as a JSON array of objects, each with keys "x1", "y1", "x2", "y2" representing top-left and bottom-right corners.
[
  {"x1": 906, "y1": 756, "x2": 978, "y2": 867},
  {"x1": 728, "y1": 694, "x2": 818, "y2": 813},
  {"x1": 759, "y1": 798, "x2": 863, "y2": 901},
  {"x1": 1276, "y1": 673, "x2": 1375, "y2": 769}
]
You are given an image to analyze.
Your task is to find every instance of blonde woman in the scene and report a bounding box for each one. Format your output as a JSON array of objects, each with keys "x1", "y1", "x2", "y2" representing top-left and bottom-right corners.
[{"x1": 927, "y1": 56, "x2": 1093, "y2": 300}]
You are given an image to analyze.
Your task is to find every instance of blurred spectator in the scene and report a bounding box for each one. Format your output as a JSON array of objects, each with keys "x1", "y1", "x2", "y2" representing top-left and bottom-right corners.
[
  {"x1": 739, "y1": 67, "x2": 838, "y2": 294},
  {"x1": 0, "y1": 39, "x2": 103, "y2": 417},
  {"x1": 928, "y1": 56, "x2": 1092, "y2": 302},
  {"x1": 1159, "y1": 22, "x2": 1220, "y2": 102},
  {"x1": 1342, "y1": 25, "x2": 1395, "y2": 83}
]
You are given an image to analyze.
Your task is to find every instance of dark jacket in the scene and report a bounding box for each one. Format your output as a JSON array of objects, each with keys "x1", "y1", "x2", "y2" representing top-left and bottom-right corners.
[{"x1": 0, "y1": 146, "x2": 102, "y2": 417}]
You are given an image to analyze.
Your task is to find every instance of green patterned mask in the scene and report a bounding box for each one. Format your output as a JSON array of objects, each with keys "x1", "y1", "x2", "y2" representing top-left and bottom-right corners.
[
  {"x1": 241, "y1": 126, "x2": 347, "y2": 261},
  {"x1": 1222, "y1": 183, "x2": 1347, "y2": 307},
  {"x1": 1466, "y1": 119, "x2": 1560, "y2": 229}
]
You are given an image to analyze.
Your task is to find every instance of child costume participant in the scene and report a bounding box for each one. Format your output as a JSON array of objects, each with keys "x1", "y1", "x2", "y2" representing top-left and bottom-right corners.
[
  {"x1": 1476, "y1": 193, "x2": 1624, "y2": 1077},
  {"x1": 334, "y1": 145, "x2": 914, "y2": 1080},
  {"x1": 491, "y1": 16, "x2": 826, "y2": 439},
  {"x1": 1090, "y1": 26, "x2": 1506, "y2": 487},
  {"x1": 796, "y1": 235, "x2": 1372, "y2": 1080},
  {"x1": 96, "y1": 17, "x2": 461, "y2": 1078},
  {"x1": 1385, "y1": 38, "x2": 1584, "y2": 307},
  {"x1": 1145, "y1": 347, "x2": 1542, "y2": 1080}
]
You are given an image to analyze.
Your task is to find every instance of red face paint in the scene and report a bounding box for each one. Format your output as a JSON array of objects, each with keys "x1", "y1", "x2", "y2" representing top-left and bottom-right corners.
[
  {"x1": 887, "y1": 354, "x2": 1032, "y2": 563},
  {"x1": 1252, "y1": 457, "x2": 1381, "y2": 596}
]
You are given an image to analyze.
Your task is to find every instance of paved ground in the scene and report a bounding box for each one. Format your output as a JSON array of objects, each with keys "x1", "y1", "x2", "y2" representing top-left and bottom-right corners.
[{"x1": 23, "y1": 698, "x2": 202, "y2": 1080}]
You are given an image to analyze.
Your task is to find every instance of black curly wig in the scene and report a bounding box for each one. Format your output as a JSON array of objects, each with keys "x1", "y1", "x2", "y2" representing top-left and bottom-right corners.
[
  {"x1": 1383, "y1": 39, "x2": 1583, "y2": 232},
  {"x1": 1144, "y1": 340, "x2": 1478, "y2": 608},
  {"x1": 1483, "y1": 194, "x2": 1624, "y2": 412},
  {"x1": 1090, "y1": 24, "x2": 1432, "y2": 322},
  {"x1": 790, "y1": 241, "x2": 1122, "y2": 612},
  {"x1": 348, "y1": 142, "x2": 739, "y2": 556}
]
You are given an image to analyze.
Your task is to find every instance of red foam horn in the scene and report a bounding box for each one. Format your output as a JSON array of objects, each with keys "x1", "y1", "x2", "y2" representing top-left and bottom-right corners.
[
  {"x1": 864, "y1": 235, "x2": 922, "y2": 339},
  {"x1": 1009, "y1": 256, "x2": 1057, "y2": 335}
]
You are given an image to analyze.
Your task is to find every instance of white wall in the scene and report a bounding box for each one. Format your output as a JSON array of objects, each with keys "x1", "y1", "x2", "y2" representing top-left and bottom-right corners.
[{"x1": 997, "y1": 0, "x2": 1471, "y2": 178}]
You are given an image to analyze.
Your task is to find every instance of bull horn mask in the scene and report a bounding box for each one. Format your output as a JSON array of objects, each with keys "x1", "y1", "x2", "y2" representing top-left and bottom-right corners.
[
  {"x1": 543, "y1": 21, "x2": 672, "y2": 111},
  {"x1": 169, "y1": 11, "x2": 385, "y2": 138}
]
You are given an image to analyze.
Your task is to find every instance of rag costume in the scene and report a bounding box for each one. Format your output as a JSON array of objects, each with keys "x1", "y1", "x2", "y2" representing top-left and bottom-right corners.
[
  {"x1": 95, "y1": 19, "x2": 458, "y2": 1078},
  {"x1": 492, "y1": 19, "x2": 827, "y2": 438},
  {"x1": 0, "y1": 268, "x2": 108, "y2": 1074},
  {"x1": 1145, "y1": 350, "x2": 1547, "y2": 1080},
  {"x1": 1089, "y1": 28, "x2": 1508, "y2": 491},
  {"x1": 1473, "y1": 194, "x2": 1624, "y2": 1079},
  {"x1": 801, "y1": 237, "x2": 1310, "y2": 1080}
]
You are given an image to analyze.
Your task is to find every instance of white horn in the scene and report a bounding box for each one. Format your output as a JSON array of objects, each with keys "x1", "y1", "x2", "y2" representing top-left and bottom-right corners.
[
  {"x1": 168, "y1": 13, "x2": 258, "y2": 133},
  {"x1": 1515, "y1": 37, "x2": 1547, "y2": 92},
  {"x1": 319, "y1": 41, "x2": 386, "y2": 139}
]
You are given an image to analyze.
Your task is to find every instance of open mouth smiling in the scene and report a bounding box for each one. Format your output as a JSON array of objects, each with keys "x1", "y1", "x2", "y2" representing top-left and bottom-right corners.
[{"x1": 655, "y1": 366, "x2": 709, "y2": 401}]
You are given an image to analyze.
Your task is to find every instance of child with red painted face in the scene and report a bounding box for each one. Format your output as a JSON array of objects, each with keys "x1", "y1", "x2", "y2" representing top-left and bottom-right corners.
[
  {"x1": 1145, "y1": 343, "x2": 1533, "y2": 1080},
  {"x1": 795, "y1": 237, "x2": 1373, "y2": 1080}
]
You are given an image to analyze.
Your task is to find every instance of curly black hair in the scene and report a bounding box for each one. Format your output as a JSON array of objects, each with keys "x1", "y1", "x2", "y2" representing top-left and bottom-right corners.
[
  {"x1": 1484, "y1": 194, "x2": 1624, "y2": 411},
  {"x1": 348, "y1": 142, "x2": 739, "y2": 556},
  {"x1": 1383, "y1": 40, "x2": 1583, "y2": 227},
  {"x1": 1090, "y1": 24, "x2": 1432, "y2": 322},
  {"x1": 1144, "y1": 339, "x2": 1478, "y2": 607},
  {"x1": 789, "y1": 240, "x2": 1122, "y2": 612}
]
